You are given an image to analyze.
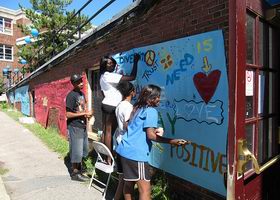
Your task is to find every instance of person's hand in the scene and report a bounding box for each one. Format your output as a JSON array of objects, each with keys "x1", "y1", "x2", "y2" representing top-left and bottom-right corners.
[
  {"x1": 155, "y1": 127, "x2": 164, "y2": 136},
  {"x1": 84, "y1": 110, "x2": 93, "y2": 118},
  {"x1": 134, "y1": 53, "x2": 141, "y2": 62},
  {"x1": 170, "y1": 139, "x2": 191, "y2": 146}
]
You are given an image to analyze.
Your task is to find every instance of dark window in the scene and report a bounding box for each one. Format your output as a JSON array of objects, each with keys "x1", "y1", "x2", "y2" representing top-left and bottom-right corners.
[
  {"x1": 245, "y1": 12, "x2": 279, "y2": 174},
  {"x1": 0, "y1": 44, "x2": 13, "y2": 60}
]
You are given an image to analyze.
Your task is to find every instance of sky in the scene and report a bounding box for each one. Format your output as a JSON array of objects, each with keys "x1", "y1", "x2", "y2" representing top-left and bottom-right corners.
[{"x1": 0, "y1": 0, "x2": 135, "y2": 26}]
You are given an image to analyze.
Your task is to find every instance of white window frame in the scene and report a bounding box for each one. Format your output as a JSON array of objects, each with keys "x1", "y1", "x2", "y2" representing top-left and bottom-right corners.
[
  {"x1": 0, "y1": 17, "x2": 13, "y2": 35},
  {"x1": 0, "y1": 44, "x2": 13, "y2": 61}
]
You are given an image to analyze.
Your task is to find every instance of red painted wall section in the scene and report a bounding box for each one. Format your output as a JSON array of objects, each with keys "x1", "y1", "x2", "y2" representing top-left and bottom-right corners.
[
  {"x1": 34, "y1": 78, "x2": 72, "y2": 136},
  {"x1": 34, "y1": 75, "x2": 87, "y2": 137}
]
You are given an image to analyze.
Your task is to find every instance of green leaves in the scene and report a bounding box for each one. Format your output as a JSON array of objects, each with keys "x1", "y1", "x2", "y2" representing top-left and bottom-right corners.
[{"x1": 17, "y1": 0, "x2": 91, "y2": 72}]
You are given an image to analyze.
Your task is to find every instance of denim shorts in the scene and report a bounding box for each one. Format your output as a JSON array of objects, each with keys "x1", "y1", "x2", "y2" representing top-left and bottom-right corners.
[{"x1": 68, "y1": 126, "x2": 88, "y2": 163}]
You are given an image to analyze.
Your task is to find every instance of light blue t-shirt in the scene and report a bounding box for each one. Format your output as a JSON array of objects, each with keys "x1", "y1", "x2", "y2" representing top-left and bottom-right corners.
[{"x1": 116, "y1": 107, "x2": 158, "y2": 162}]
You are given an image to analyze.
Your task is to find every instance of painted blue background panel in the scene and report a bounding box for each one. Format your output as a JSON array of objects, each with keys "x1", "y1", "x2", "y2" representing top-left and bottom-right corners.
[
  {"x1": 7, "y1": 91, "x2": 15, "y2": 103},
  {"x1": 15, "y1": 85, "x2": 30, "y2": 116},
  {"x1": 114, "y1": 30, "x2": 228, "y2": 196}
]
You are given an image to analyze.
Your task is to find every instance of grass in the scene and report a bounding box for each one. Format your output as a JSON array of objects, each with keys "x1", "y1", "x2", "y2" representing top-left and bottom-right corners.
[
  {"x1": 2, "y1": 106, "x2": 69, "y2": 158},
  {"x1": 0, "y1": 102, "x2": 171, "y2": 199},
  {"x1": 0, "y1": 103, "x2": 94, "y2": 171},
  {"x1": 0, "y1": 167, "x2": 9, "y2": 175}
]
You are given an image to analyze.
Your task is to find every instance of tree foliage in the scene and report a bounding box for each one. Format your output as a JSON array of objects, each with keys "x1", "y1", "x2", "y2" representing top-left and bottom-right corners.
[{"x1": 17, "y1": 0, "x2": 91, "y2": 73}]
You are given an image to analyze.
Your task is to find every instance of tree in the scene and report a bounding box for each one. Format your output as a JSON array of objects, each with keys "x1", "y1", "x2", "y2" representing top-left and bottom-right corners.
[{"x1": 17, "y1": 0, "x2": 91, "y2": 72}]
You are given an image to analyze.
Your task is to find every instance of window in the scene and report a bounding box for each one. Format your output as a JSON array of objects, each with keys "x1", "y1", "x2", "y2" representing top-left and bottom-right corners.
[
  {"x1": 0, "y1": 44, "x2": 13, "y2": 61},
  {"x1": 245, "y1": 12, "x2": 279, "y2": 174},
  {"x1": 0, "y1": 17, "x2": 12, "y2": 34}
]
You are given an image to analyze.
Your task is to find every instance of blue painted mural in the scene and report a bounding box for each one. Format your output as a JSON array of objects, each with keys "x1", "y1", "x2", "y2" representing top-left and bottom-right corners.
[
  {"x1": 113, "y1": 30, "x2": 228, "y2": 196},
  {"x1": 7, "y1": 91, "x2": 15, "y2": 104},
  {"x1": 15, "y1": 85, "x2": 30, "y2": 116}
]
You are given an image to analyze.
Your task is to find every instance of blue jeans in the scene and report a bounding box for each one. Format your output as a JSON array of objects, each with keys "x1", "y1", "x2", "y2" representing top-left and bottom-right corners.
[{"x1": 68, "y1": 126, "x2": 88, "y2": 163}]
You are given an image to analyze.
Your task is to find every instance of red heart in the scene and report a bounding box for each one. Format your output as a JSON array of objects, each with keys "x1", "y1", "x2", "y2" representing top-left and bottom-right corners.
[{"x1": 193, "y1": 70, "x2": 221, "y2": 104}]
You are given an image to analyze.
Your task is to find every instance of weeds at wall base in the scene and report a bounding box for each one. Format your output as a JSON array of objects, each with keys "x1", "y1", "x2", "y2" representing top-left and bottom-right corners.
[{"x1": 1, "y1": 107, "x2": 171, "y2": 199}]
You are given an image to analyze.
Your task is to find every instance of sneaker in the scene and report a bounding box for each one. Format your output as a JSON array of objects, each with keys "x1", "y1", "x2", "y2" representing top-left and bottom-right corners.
[
  {"x1": 80, "y1": 166, "x2": 88, "y2": 176},
  {"x1": 71, "y1": 173, "x2": 89, "y2": 182}
]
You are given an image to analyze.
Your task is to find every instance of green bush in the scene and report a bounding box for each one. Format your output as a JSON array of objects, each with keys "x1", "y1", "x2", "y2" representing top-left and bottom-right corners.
[
  {"x1": 0, "y1": 102, "x2": 8, "y2": 110},
  {"x1": 151, "y1": 170, "x2": 170, "y2": 200},
  {"x1": 2, "y1": 108, "x2": 173, "y2": 199}
]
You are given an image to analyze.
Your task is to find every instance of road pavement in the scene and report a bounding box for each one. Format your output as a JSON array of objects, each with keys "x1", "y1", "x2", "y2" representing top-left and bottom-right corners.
[{"x1": 0, "y1": 111, "x2": 106, "y2": 200}]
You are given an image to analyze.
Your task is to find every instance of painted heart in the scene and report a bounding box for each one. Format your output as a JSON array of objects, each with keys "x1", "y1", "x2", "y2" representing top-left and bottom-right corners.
[{"x1": 193, "y1": 70, "x2": 221, "y2": 104}]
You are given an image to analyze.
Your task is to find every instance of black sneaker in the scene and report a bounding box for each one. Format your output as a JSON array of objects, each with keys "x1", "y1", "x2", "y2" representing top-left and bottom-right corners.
[
  {"x1": 71, "y1": 173, "x2": 89, "y2": 182},
  {"x1": 80, "y1": 166, "x2": 88, "y2": 176}
]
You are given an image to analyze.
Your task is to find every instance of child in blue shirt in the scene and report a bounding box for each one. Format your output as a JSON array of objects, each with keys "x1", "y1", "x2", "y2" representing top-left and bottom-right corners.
[{"x1": 116, "y1": 84, "x2": 189, "y2": 200}]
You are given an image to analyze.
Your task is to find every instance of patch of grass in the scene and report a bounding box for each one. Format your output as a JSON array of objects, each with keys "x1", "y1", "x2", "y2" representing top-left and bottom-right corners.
[
  {"x1": 0, "y1": 167, "x2": 9, "y2": 175},
  {"x1": 151, "y1": 170, "x2": 170, "y2": 200},
  {"x1": 26, "y1": 124, "x2": 69, "y2": 158},
  {"x1": 2, "y1": 108, "x2": 171, "y2": 199},
  {"x1": 3, "y1": 108, "x2": 68, "y2": 158},
  {"x1": 2, "y1": 108, "x2": 94, "y2": 170},
  {"x1": 0, "y1": 102, "x2": 8, "y2": 110},
  {"x1": 83, "y1": 156, "x2": 94, "y2": 173}
]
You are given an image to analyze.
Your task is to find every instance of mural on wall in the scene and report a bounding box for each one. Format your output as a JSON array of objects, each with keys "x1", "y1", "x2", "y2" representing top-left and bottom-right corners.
[
  {"x1": 35, "y1": 79, "x2": 73, "y2": 136},
  {"x1": 7, "y1": 91, "x2": 15, "y2": 104},
  {"x1": 113, "y1": 30, "x2": 228, "y2": 196},
  {"x1": 15, "y1": 85, "x2": 30, "y2": 116}
]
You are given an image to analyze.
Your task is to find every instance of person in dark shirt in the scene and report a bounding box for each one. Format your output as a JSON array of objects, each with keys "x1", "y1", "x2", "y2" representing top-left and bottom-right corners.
[{"x1": 66, "y1": 74, "x2": 93, "y2": 182}]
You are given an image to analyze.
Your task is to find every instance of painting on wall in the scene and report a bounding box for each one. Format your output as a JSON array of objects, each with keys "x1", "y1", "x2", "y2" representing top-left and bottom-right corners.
[
  {"x1": 7, "y1": 91, "x2": 15, "y2": 104},
  {"x1": 113, "y1": 30, "x2": 228, "y2": 196},
  {"x1": 35, "y1": 79, "x2": 73, "y2": 136},
  {"x1": 15, "y1": 85, "x2": 30, "y2": 116}
]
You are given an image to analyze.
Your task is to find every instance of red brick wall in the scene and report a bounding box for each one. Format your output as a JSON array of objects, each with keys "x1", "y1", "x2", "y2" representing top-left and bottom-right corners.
[
  {"x1": 29, "y1": 0, "x2": 229, "y2": 198},
  {"x1": 246, "y1": 0, "x2": 266, "y2": 16},
  {"x1": 29, "y1": 0, "x2": 229, "y2": 88},
  {"x1": 0, "y1": 17, "x2": 27, "y2": 78},
  {"x1": 33, "y1": 74, "x2": 88, "y2": 137},
  {"x1": 34, "y1": 78, "x2": 73, "y2": 136}
]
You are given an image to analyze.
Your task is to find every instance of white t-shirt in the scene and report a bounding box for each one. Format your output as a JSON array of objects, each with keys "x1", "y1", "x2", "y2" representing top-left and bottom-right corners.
[
  {"x1": 100, "y1": 72, "x2": 122, "y2": 107},
  {"x1": 115, "y1": 100, "x2": 133, "y2": 144}
]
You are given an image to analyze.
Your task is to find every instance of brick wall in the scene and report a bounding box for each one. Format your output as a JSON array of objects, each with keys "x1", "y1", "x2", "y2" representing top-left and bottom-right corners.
[
  {"x1": 0, "y1": 17, "x2": 26, "y2": 78},
  {"x1": 29, "y1": 0, "x2": 229, "y2": 88},
  {"x1": 168, "y1": 173, "x2": 225, "y2": 200},
  {"x1": 28, "y1": 0, "x2": 229, "y2": 199}
]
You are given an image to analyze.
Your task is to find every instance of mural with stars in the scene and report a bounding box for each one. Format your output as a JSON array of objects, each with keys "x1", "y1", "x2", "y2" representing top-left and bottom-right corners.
[{"x1": 112, "y1": 30, "x2": 228, "y2": 196}]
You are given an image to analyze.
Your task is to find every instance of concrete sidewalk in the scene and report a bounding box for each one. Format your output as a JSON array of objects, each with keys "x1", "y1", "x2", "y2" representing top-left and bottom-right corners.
[{"x1": 0, "y1": 111, "x2": 104, "y2": 200}]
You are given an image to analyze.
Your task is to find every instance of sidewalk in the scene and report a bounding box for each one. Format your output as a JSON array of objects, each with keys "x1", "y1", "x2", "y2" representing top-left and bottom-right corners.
[{"x1": 0, "y1": 111, "x2": 104, "y2": 200}]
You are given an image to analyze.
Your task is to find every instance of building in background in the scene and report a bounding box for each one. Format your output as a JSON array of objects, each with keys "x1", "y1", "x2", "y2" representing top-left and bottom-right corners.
[
  {"x1": 0, "y1": 6, "x2": 30, "y2": 87},
  {"x1": 4, "y1": 0, "x2": 280, "y2": 199}
]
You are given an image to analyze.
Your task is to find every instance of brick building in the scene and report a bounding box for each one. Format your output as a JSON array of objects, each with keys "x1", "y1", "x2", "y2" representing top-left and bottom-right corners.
[
  {"x1": 6, "y1": 0, "x2": 280, "y2": 199},
  {"x1": 0, "y1": 6, "x2": 29, "y2": 85}
]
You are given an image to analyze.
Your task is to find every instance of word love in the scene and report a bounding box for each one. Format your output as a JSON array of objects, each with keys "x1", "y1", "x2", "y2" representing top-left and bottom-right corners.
[{"x1": 174, "y1": 99, "x2": 224, "y2": 125}]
